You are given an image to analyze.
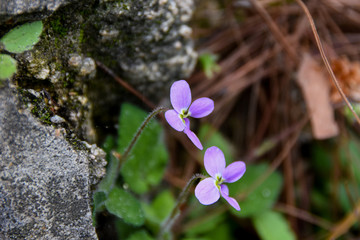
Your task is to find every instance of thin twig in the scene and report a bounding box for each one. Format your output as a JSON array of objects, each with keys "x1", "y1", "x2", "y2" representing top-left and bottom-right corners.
[
  {"x1": 121, "y1": 107, "x2": 166, "y2": 164},
  {"x1": 327, "y1": 200, "x2": 360, "y2": 240},
  {"x1": 95, "y1": 60, "x2": 156, "y2": 109},
  {"x1": 294, "y1": 0, "x2": 360, "y2": 126}
]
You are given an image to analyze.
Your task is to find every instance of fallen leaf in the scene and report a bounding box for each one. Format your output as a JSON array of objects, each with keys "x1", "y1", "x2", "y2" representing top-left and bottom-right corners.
[
  {"x1": 297, "y1": 54, "x2": 339, "y2": 139},
  {"x1": 330, "y1": 57, "x2": 360, "y2": 103}
]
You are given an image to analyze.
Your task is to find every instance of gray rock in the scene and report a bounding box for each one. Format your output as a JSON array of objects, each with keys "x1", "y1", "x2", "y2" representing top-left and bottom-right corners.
[
  {"x1": 0, "y1": 85, "x2": 106, "y2": 239},
  {"x1": 0, "y1": 0, "x2": 76, "y2": 24},
  {"x1": 87, "y1": 0, "x2": 197, "y2": 95}
]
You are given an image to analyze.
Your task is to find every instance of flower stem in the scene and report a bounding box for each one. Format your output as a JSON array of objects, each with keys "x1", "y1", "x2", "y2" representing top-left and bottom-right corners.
[
  {"x1": 120, "y1": 106, "x2": 166, "y2": 166},
  {"x1": 158, "y1": 174, "x2": 204, "y2": 240}
]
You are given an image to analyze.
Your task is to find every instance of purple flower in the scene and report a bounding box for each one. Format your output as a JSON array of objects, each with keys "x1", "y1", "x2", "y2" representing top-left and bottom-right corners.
[
  {"x1": 165, "y1": 80, "x2": 214, "y2": 150},
  {"x1": 195, "y1": 146, "x2": 246, "y2": 211}
]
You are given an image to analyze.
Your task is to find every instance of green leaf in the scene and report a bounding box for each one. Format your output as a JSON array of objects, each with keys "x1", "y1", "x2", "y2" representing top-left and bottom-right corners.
[
  {"x1": 105, "y1": 187, "x2": 144, "y2": 226},
  {"x1": 229, "y1": 163, "x2": 283, "y2": 217},
  {"x1": 186, "y1": 214, "x2": 226, "y2": 236},
  {"x1": 182, "y1": 238, "x2": 210, "y2": 240},
  {"x1": 310, "y1": 188, "x2": 331, "y2": 220},
  {"x1": 93, "y1": 191, "x2": 107, "y2": 213},
  {"x1": 340, "y1": 138, "x2": 360, "y2": 184},
  {"x1": 143, "y1": 190, "x2": 175, "y2": 225},
  {"x1": 311, "y1": 142, "x2": 332, "y2": 179},
  {"x1": 115, "y1": 219, "x2": 139, "y2": 240},
  {"x1": 198, "y1": 124, "x2": 234, "y2": 164},
  {"x1": 343, "y1": 103, "x2": 360, "y2": 124},
  {"x1": 337, "y1": 182, "x2": 354, "y2": 213},
  {"x1": 92, "y1": 191, "x2": 107, "y2": 225},
  {"x1": 184, "y1": 221, "x2": 232, "y2": 240},
  {"x1": 0, "y1": 21, "x2": 43, "y2": 53},
  {"x1": 127, "y1": 230, "x2": 154, "y2": 240},
  {"x1": 200, "y1": 222, "x2": 233, "y2": 240},
  {"x1": 97, "y1": 152, "x2": 120, "y2": 194},
  {"x1": 118, "y1": 103, "x2": 168, "y2": 194},
  {"x1": 103, "y1": 135, "x2": 116, "y2": 153},
  {"x1": 0, "y1": 54, "x2": 17, "y2": 80},
  {"x1": 185, "y1": 198, "x2": 227, "y2": 236},
  {"x1": 198, "y1": 53, "x2": 220, "y2": 78},
  {"x1": 142, "y1": 190, "x2": 175, "y2": 233},
  {"x1": 252, "y1": 211, "x2": 296, "y2": 240}
]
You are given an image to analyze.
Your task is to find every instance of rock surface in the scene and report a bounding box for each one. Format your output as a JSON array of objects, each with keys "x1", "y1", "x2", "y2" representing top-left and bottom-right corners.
[
  {"x1": 0, "y1": 85, "x2": 106, "y2": 239},
  {"x1": 0, "y1": 0, "x2": 76, "y2": 24},
  {"x1": 87, "y1": 0, "x2": 197, "y2": 95}
]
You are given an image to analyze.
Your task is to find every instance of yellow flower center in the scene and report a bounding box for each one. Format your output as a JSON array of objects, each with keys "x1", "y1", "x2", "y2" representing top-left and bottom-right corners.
[
  {"x1": 215, "y1": 174, "x2": 224, "y2": 190},
  {"x1": 179, "y1": 108, "x2": 191, "y2": 123}
]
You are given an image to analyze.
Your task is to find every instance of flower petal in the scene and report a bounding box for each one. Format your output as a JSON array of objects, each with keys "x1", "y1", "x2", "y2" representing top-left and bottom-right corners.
[
  {"x1": 189, "y1": 97, "x2": 214, "y2": 118},
  {"x1": 184, "y1": 128, "x2": 203, "y2": 150},
  {"x1": 223, "y1": 161, "x2": 246, "y2": 183},
  {"x1": 204, "y1": 146, "x2": 226, "y2": 178},
  {"x1": 195, "y1": 178, "x2": 220, "y2": 205},
  {"x1": 170, "y1": 80, "x2": 192, "y2": 113},
  {"x1": 220, "y1": 185, "x2": 240, "y2": 211},
  {"x1": 184, "y1": 117, "x2": 191, "y2": 129},
  {"x1": 165, "y1": 110, "x2": 185, "y2": 131}
]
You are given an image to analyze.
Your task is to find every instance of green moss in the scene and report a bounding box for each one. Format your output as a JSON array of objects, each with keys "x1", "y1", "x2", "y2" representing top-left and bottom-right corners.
[
  {"x1": 66, "y1": 133, "x2": 87, "y2": 150},
  {"x1": 19, "y1": 89, "x2": 53, "y2": 125},
  {"x1": 79, "y1": 28, "x2": 84, "y2": 44},
  {"x1": 18, "y1": 87, "x2": 88, "y2": 151},
  {"x1": 31, "y1": 106, "x2": 52, "y2": 124},
  {"x1": 50, "y1": 17, "x2": 68, "y2": 37}
]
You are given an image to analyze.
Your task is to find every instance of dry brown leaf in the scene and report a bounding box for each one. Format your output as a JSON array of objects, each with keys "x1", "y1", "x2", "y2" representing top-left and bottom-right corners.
[
  {"x1": 330, "y1": 57, "x2": 360, "y2": 103},
  {"x1": 297, "y1": 54, "x2": 339, "y2": 139}
]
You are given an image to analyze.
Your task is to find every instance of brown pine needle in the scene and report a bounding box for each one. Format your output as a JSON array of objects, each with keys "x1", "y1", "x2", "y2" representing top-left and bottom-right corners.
[
  {"x1": 294, "y1": 0, "x2": 360, "y2": 126},
  {"x1": 249, "y1": 0, "x2": 299, "y2": 64},
  {"x1": 275, "y1": 203, "x2": 333, "y2": 230},
  {"x1": 327, "y1": 200, "x2": 360, "y2": 240}
]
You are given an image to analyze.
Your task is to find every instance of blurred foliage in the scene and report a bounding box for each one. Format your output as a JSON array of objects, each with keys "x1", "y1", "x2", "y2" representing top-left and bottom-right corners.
[
  {"x1": 343, "y1": 104, "x2": 360, "y2": 124},
  {"x1": 229, "y1": 164, "x2": 283, "y2": 218},
  {"x1": 142, "y1": 190, "x2": 175, "y2": 233},
  {"x1": 185, "y1": 200, "x2": 228, "y2": 237},
  {"x1": 311, "y1": 134, "x2": 360, "y2": 217},
  {"x1": 252, "y1": 211, "x2": 295, "y2": 240},
  {"x1": 198, "y1": 53, "x2": 220, "y2": 78},
  {"x1": 199, "y1": 124, "x2": 234, "y2": 164},
  {"x1": 126, "y1": 230, "x2": 154, "y2": 240}
]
